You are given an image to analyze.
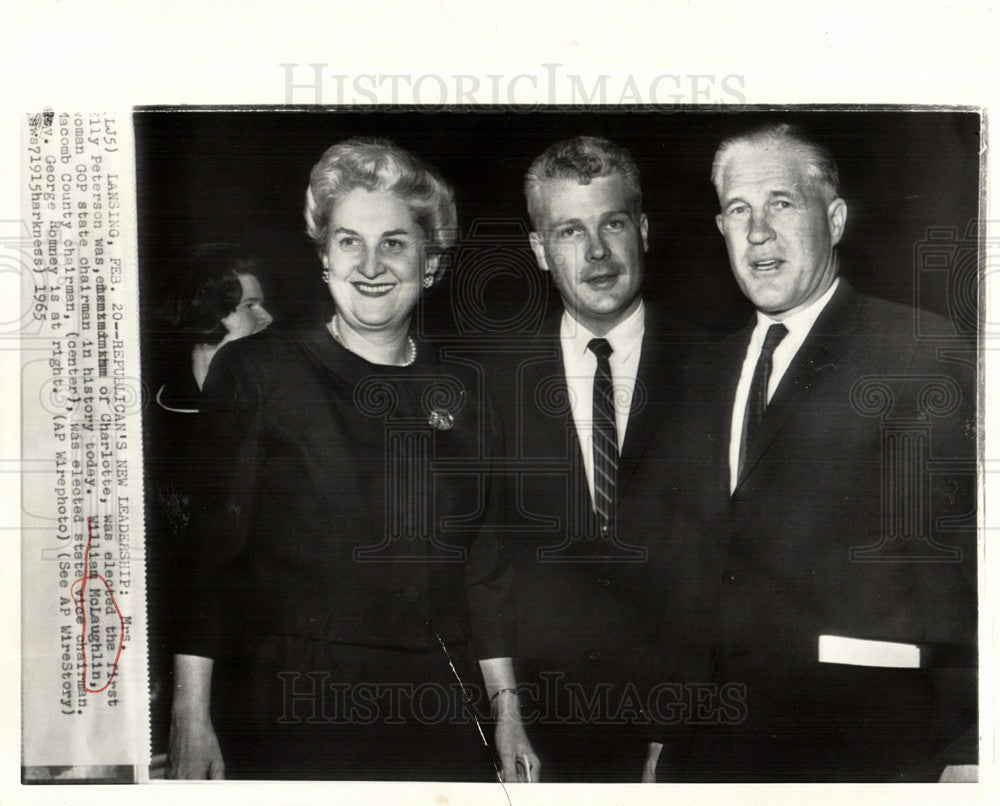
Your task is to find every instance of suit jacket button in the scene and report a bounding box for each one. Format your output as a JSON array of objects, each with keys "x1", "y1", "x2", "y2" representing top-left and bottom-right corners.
[
  {"x1": 402, "y1": 585, "x2": 421, "y2": 603},
  {"x1": 598, "y1": 577, "x2": 611, "y2": 588},
  {"x1": 721, "y1": 570, "x2": 736, "y2": 585}
]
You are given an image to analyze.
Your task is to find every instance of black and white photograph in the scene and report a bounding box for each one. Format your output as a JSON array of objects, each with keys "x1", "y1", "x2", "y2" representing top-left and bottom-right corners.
[
  {"x1": 133, "y1": 108, "x2": 979, "y2": 783},
  {"x1": 6, "y1": 3, "x2": 999, "y2": 804}
]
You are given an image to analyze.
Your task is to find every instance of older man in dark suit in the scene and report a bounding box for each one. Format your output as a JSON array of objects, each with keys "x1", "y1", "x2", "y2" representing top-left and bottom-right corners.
[
  {"x1": 644, "y1": 123, "x2": 977, "y2": 782},
  {"x1": 491, "y1": 136, "x2": 688, "y2": 781}
]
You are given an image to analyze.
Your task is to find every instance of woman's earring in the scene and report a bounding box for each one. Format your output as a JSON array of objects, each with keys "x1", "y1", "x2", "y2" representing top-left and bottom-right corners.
[
  {"x1": 422, "y1": 274, "x2": 434, "y2": 289},
  {"x1": 322, "y1": 270, "x2": 330, "y2": 283}
]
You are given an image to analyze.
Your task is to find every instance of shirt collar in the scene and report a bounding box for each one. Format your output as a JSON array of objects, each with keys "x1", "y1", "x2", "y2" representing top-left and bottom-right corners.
[
  {"x1": 560, "y1": 300, "x2": 646, "y2": 362},
  {"x1": 755, "y1": 277, "x2": 840, "y2": 338}
]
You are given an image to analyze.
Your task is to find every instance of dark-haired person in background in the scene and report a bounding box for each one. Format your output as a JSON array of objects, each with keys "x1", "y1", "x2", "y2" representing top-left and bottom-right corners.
[
  {"x1": 643, "y1": 123, "x2": 977, "y2": 782},
  {"x1": 156, "y1": 243, "x2": 273, "y2": 406},
  {"x1": 144, "y1": 243, "x2": 272, "y2": 762}
]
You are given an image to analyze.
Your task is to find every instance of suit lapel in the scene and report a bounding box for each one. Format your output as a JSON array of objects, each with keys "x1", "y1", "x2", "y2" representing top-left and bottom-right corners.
[
  {"x1": 517, "y1": 328, "x2": 575, "y2": 460},
  {"x1": 712, "y1": 324, "x2": 753, "y2": 501},
  {"x1": 517, "y1": 327, "x2": 594, "y2": 533},
  {"x1": 618, "y1": 313, "x2": 684, "y2": 495},
  {"x1": 735, "y1": 282, "x2": 861, "y2": 490}
]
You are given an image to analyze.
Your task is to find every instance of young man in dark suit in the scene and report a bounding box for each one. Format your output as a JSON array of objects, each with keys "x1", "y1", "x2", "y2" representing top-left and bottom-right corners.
[
  {"x1": 496, "y1": 136, "x2": 687, "y2": 781},
  {"x1": 644, "y1": 123, "x2": 977, "y2": 782}
]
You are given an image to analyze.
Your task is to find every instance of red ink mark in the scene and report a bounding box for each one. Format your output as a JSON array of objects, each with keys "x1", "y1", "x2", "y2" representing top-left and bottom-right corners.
[{"x1": 69, "y1": 516, "x2": 124, "y2": 693}]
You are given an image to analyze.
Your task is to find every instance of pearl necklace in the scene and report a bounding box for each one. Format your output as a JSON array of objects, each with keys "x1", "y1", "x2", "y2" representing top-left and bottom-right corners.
[{"x1": 327, "y1": 315, "x2": 417, "y2": 367}]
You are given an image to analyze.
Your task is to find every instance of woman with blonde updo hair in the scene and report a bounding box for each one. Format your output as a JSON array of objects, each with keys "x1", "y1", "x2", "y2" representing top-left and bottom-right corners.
[{"x1": 169, "y1": 139, "x2": 537, "y2": 782}]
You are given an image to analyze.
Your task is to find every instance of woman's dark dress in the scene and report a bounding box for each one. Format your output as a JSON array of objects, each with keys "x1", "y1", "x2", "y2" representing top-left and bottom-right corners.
[
  {"x1": 174, "y1": 327, "x2": 513, "y2": 780},
  {"x1": 144, "y1": 371, "x2": 203, "y2": 755}
]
